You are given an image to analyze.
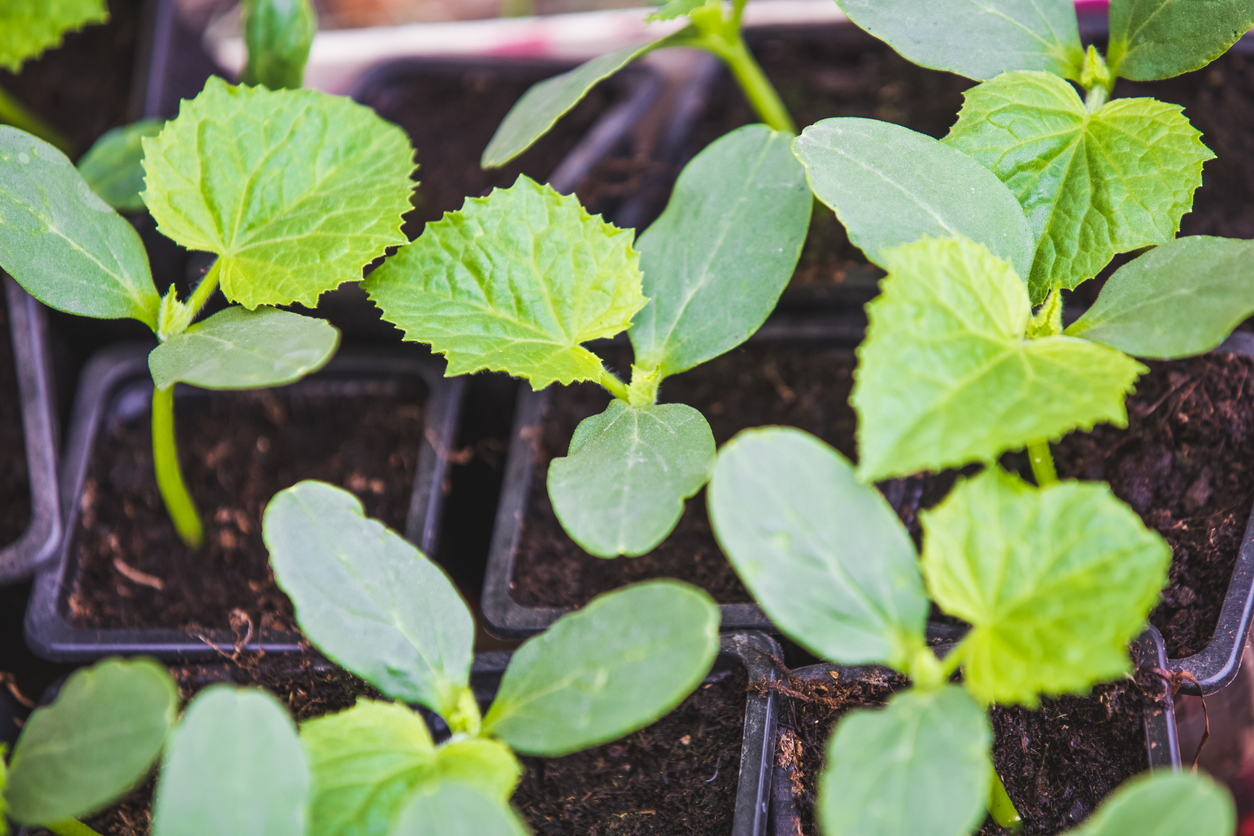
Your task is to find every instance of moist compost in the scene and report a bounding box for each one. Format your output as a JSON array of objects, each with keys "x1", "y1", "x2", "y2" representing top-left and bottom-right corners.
[
  {"x1": 69, "y1": 376, "x2": 427, "y2": 632},
  {"x1": 0, "y1": 294, "x2": 31, "y2": 547}
]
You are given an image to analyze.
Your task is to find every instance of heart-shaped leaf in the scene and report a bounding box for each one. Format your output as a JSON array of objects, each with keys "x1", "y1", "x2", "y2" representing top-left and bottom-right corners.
[
  {"x1": 76, "y1": 119, "x2": 164, "y2": 212},
  {"x1": 1108, "y1": 0, "x2": 1254, "y2": 81},
  {"x1": 1067, "y1": 772, "x2": 1235, "y2": 836},
  {"x1": 0, "y1": 0, "x2": 107, "y2": 71},
  {"x1": 390, "y1": 782, "x2": 531, "y2": 836}
]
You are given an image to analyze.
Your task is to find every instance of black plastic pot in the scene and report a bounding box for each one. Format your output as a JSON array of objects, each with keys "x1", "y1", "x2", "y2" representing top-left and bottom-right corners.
[{"x1": 24, "y1": 342, "x2": 462, "y2": 662}]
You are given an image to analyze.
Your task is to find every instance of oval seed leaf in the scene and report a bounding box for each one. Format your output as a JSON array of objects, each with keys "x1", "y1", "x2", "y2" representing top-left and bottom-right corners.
[
  {"x1": 921, "y1": 468, "x2": 1171, "y2": 706},
  {"x1": 482, "y1": 580, "x2": 719, "y2": 756},
  {"x1": 1108, "y1": 0, "x2": 1254, "y2": 81},
  {"x1": 241, "y1": 0, "x2": 316, "y2": 90},
  {"x1": 944, "y1": 71, "x2": 1214, "y2": 302},
  {"x1": 364, "y1": 176, "x2": 646, "y2": 390},
  {"x1": 152, "y1": 686, "x2": 308, "y2": 836},
  {"x1": 819, "y1": 687, "x2": 991, "y2": 836},
  {"x1": 548, "y1": 401, "x2": 715, "y2": 558},
  {"x1": 141, "y1": 78, "x2": 415, "y2": 309},
  {"x1": 0, "y1": 127, "x2": 160, "y2": 329},
  {"x1": 0, "y1": 0, "x2": 108, "y2": 72},
  {"x1": 708, "y1": 427, "x2": 928, "y2": 670},
  {"x1": 1067, "y1": 771, "x2": 1235, "y2": 836},
  {"x1": 4, "y1": 658, "x2": 178, "y2": 825},
  {"x1": 76, "y1": 119, "x2": 164, "y2": 212},
  {"x1": 148, "y1": 306, "x2": 340, "y2": 391},
  {"x1": 390, "y1": 782, "x2": 531, "y2": 836},
  {"x1": 1066, "y1": 236, "x2": 1254, "y2": 359},
  {"x1": 793, "y1": 118, "x2": 1035, "y2": 281},
  {"x1": 833, "y1": 0, "x2": 1083, "y2": 81},
  {"x1": 264, "y1": 481, "x2": 474, "y2": 717},
  {"x1": 629, "y1": 125, "x2": 811, "y2": 377},
  {"x1": 854, "y1": 236, "x2": 1145, "y2": 482}
]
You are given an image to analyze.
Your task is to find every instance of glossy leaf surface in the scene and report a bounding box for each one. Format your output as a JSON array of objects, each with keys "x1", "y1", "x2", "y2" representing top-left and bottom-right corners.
[
  {"x1": 77, "y1": 119, "x2": 164, "y2": 212},
  {"x1": 854, "y1": 236, "x2": 1144, "y2": 481},
  {"x1": 241, "y1": 0, "x2": 315, "y2": 90},
  {"x1": 1068, "y1": 771, "x2": 1235, "y2": 836},
  {"x1": 0, "y1": 0, "x2": 107, "y2": 71},
  {"x1": 390, "y1": 782, "x2": 531, "y2": 836},
  {"x1": 142, "y1": 78, "x2": 414, "y2": 309},
  {"x1": 1108, "y1": 0, "x2": 1254, "y2": 81},
  {"x1": 483, "y1": 581, "x2": 719, "y2": 756},
  {"x1": 921, "y1": 468, "x2": 1171, "y2": 706}
]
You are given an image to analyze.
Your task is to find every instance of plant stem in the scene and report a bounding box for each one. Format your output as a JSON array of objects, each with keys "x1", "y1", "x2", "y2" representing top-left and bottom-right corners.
[
  {"x1": 0, "y1": 84, "x2": 74, "y2": 154},
  {"x1": 685, "y1": 10, "x2": 796, "y2": 133},
  {"x1": 152, "y1": 384, "x2": 204, "y2": 549},
  {"x1": 598, "y1": 367, "x2": 630, "y2": 402},
  {"x1": 1027, "y1": 439, "x2": 1057, "y2": 487},
  {"x1": 988, "y1": 772, "x2": 1025, "y2": 834},
  {"x1": 186, "y1": 258, "x2": 223, "y2": 318},
  {"x1": 45, "y1": 819, "x2": 105, "y2": 836}
]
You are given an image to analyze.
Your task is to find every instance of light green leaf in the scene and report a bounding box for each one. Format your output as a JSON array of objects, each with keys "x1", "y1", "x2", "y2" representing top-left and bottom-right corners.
[
  {"x1": 646, "y1": 0, "x2": 712, "y2": 21},
  {"x1": 1108, "y1": 0, "x2": 1254, "y2": 81},
  {"x1": 76, "y1": 119, "x2": 164, "y2": 212},
  {"x1": 921, "y1": 468, "x2": 1171, "y2": 706},
  {"x1": 4, "y1": 658, "x2": 178, "y2": 825},
  {"x1": 708, "y1": 427, "x2": 928, "y2": 670},
  {"x1": 630, "y1": 125, "x2": 811, "y2": 376},
  {"x1": 483, "y1": 581, "x2": 719, "y2": 756},
  {"x1": 854, "y1": 236, "x2": 1145, "y2": 482},
  {"x1": 834, "y1": 0, "x2": 1083, "y2": 80},
  {"x1": 0, "y1": 127, "x2": 159, "y2": 329},
  {"x1": 0, "y1": 0, "x2": 108, "y2": 72},
  {"x1": 1067, "y1": 772, "x2": 1235, "y2": 836},
  {"x1": 364, "y1": 176, "x2": 646, "y2": 390},
  {"x1": 152, "y1": 686, "x2": 308, "y2": 836},
  {"x1": 241, "y1": 0, "x2": 316, "y2": 90},
  {"x1": 1066, "y1": 236, "x2": 1254, "y2": 359},
  {"x1": 264, "y1": 481, "x2": 474, "y2": 718},
  {"x1": 819, "y1": 687, "x2": 990, "y2": 836},
  {"x1": 430, "y1": 738, "x2": 521, "y2": 804},
  {"x1": 141, "y1": 78, "x2": 414, "y2": 309},
  {"x1": 390, "y1": 782, "x2": 531, "y2": 836},
  {"x1": 793, "y1": 118, "x2": 1034, "y2": 281},
  {"x1": 148, "y1": 306, "x2": 339, "y2": 391},
  {"x1": 944, "y1": 71, "x2": 1213, "y2": 302},
  {"x1": 548, "y1": 401, "x2": 714, "y2": 558}
]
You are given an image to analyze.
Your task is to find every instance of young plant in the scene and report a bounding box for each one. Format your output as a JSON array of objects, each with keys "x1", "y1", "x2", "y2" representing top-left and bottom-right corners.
[
  {"x1": 0, "y1": 77, "x2": 416, "y2": 548},
  {"x1": 481, "y1": 0, "x2": 796, "y2": 169},
  {"x1": 365, "y1": 122, "x2": 812, "y2": 557}
]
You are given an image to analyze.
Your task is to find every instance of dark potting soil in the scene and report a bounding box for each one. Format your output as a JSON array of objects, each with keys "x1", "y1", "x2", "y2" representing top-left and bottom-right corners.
[
  {"x1": 69, "y1": 377, "x2": 427, "y2": 633},
  {"x1": 0, "y1": 295, "x2": 31, "y2": 547}
]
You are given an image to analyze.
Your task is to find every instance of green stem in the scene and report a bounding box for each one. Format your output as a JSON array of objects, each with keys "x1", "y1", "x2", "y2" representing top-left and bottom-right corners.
[
  {"x1": 598, "y1": 367, "x2": 630, "y2": 402},
  {"x1": 0, "y1": 84, "x2": 73, "y2": 154},
  {"x1": 152, "y1": 384, "x2": 204, "y2": 549},
  {"x1": 186, "y1": 258, "x2": 223, "y2": 318},
  {"x1": 685, "y1": 11, "x2": 796, "y2": 133},
  {"x1": 45, "y1": 819, "x2": 106, "y2": 836},
  {"x1": 1027, "y1": 439, "x2": 1057, "y2": 487},
  {"x1": 988, "y1": 772, "x2": 1025, "y2": 834}
]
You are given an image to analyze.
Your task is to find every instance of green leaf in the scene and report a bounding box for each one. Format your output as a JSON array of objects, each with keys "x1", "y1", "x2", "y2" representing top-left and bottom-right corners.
[
  {"x1": 430, "y1": 738, "x2": 521, "y2": 804},
  {"x1": 241, "y1": 0, "x2": 316, "y2": 90},
  {"x1": 148, "y1": 306, "x2": 340, "y2": 391},
  {"x1": 0, "y1": 127, "x2": 160, "y2": 330},
  {"x1": 921, "y1": 468, "x2": 1171, "y2": 706},
  {"x1": 819, "y1": 687, "x2": 991, "y2": 836},
  {"x1": 793, "y1": 118, "x2": 1035, "y2": 281},
  {"x1": 1067, "y1": 771, "x2": 1235, "y2": 836},
  {"x1": 141, "y1": 78, "x2": 414, "y2": 309},
  {"x1": 833, "y1": 0, "x2": 1083, "y2": 81},
  {"x1": 629, "y1": 125, "x2": 811, "y2": 376},
  {"x1": 482, "y1": 580, "x2": 719, "y2": 756},
  {"x1": 264, "y1": 481, "x2": 474, "y2": 718},
  {"x1": 708, "y1": 427, "x2": 928, "y2": 670},
  {"x1": 1108, "y1": 0, "x2": 1254, "y2": 81},
  {"x1": 944, "y1": 71, "x2": 1214, "y2": 302},
  {"x1": 4, "y1": 658, "x2": 178, "y2": 825},
  {"x1": 152, "y1": 686, "x2": 308, "y2": 836},
  {"x1": 76, "y1": 119, "x2": 164, "y2": 212},
  {"x1": 364, "y1": 176, "x2": 646, "y2": 390},
  {"x1": 390, "y1": 782, "x2": 531, "y2": 836},
  {"x1": 854, "y1": 236, "x2": 1145, "y2": 482},
  {"x1": 646, "y1": 0, "x2": 712, "y2": 21},
  {"x1": 0, "y1": 0, "x2": 108, "y2": 72},
  {"x1": 1066, "y1": 236, "x2": 1254, "y2": 359},
  {"x1": 548, "y1": 401, "x2": 715, "y2": 558}
]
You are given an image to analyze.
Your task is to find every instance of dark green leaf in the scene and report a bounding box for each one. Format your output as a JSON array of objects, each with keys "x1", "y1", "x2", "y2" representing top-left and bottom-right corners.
[
  {"x1": 390, "y1": 782, "x2": 531, "y2": 836},
  {"x1": 76, "y1": 119, "x2": 164, "y2": 212},
  {"x1": 241, "y1": 0, "x2": 316, "y2": 90},
  {"x1": 1067, "y1": 771, "x2": 1235, "y2": 836},
  {"x1": 1108, "y1": 0, "x2": 1254, "y2": 80},
  {"x1": 0, "y1": 0, "x2": 108, "y2": 72}
]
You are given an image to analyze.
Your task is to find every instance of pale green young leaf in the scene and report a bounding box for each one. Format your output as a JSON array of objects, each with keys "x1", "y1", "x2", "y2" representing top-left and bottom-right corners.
[
  {"x1": 483, "y1": 581, "x2": 719, "y2": 756},
  {"x1": 1067, "y1": 772, "x2": 1235, "y2": 836},
  {"x1": 1066, "y1": 236, "x2": 1254, "y2": 359},
  {"x1": 364, "y1": 177, "x2": 645, "y2": 390},
  {"x1": 264, "y1": 481, "x2": 474, "y2": 718},
  {"x1": 793, "y1": 119, "x2": 1034, "y2": 281},
  {"x1": 854, "y1": 236, "x2": 1144, "y2": 482},
  {"x1": 647, "y1": 0, "x2": 711, "y2": 21},
  {"x1": 141, "y1": 78, "x2": 414, "y2": 309},
  {"x1": 4, "y1": 658, "x2": 178, "y2": 825},
  {"x1": 152, "y1": 687, "x2": 308, "y2": 836},
  {"x1": 834, "y1": 0, "x2": 1083, "y2": 80},
  {"x1": 241, "y1": 0, "x2": 316, "y2": 90},
  {"x1": 548, "y1": 401, "x2": 714, "y2": 558},
  {"x1": 148, "y1": 307, "x2": 339, "y2": 391},
  {"x1": 708, "y1": 427, "x2": 928, "y2": 670},
  {"x1": 629, "y1": 125, "x2": 811, "y2": 376},
  {"x1": 1108, "y1": 0, "x2": 1254, "y2": 81},
  {"x1": 944, "y1": 71, "x2": 1213, "y2": 302},
  {"x1": 390, "y1": 782, "x2": 531, "y2": 836},
  {"x1": 921, "y1": 468, "x2": 1171, "y2": 706},
  {"x1": 0, "y1": 127, "x2": 159, "y2": 329},
  {"x1": 819, "y1": 687, "x2": 990, "y2": 836},
  {"x1": 430, "y1": 738, "x2": 521, "y2": 804},
  {"x1": 76, "y1": 119, "x2": 164, "y2": 212},
  {"x1": 0, "y1": 0, "x2": 108, "y2": 72}
]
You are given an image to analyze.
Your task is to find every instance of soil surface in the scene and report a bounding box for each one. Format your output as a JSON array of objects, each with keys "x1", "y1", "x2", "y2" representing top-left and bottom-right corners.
[
  {"x1": 0, "y1": 294, "x2": 31, "y2": 547},
  {"x1": 69, "y1": 375, "x2": 427, "y2": 633}
]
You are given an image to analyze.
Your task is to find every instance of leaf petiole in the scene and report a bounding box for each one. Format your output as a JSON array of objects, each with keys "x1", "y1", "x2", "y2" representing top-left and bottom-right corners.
[
  {"x1": 988, "y1": 771, "x2": 1025, "y2": 834},
  {"x1": 186, "y1": 258, "x2": 223, "y2": 321},
  {"x1": 152, "y1": 384, "x2": 204, "y2": 549},
  {"x1": 1026, "y1": 439, "x2": 1058, "y2": 487},
  {"x1": 45, "y1": 819, "x2": 106, "y2": 836},
  {"x1": 598, "y1": 367, "x2": 631, "y2": 402}
]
